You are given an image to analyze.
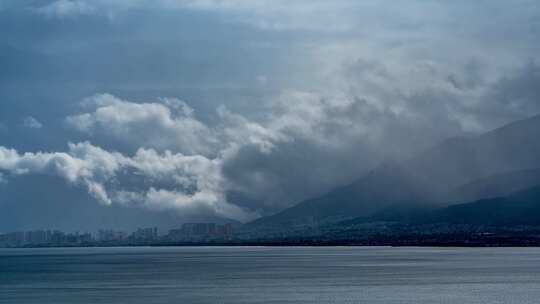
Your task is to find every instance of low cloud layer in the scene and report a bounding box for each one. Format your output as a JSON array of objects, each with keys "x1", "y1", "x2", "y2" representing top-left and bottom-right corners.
[
  {"x1": 66, "y1": 94, "x2": 218, "y2": 156},
  {"x1": 0, "y1": 1, "x2": 539, "y2": 226},
  {"x1": 4, "y1": 61, "x2": 540, "y2": 221},
  {"x1": 0, "y1": 141, "x2": 252, "y2": 221},
  {"x1": 37, "y1": 0, "x2": 96, "y2": 18}
]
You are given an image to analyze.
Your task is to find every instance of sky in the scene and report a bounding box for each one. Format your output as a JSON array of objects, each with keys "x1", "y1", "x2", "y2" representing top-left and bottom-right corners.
[{"x1": 0, "y1": 0, "x2": 539, "y2": 231}]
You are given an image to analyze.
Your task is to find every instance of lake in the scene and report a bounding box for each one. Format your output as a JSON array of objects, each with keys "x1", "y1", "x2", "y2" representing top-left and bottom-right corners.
[{"x1": 1, "y1": 246, "x2": 540, "y2": 303}]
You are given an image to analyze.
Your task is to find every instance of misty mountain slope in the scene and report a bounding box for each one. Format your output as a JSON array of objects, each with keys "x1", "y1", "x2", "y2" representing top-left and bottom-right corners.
[
  {"x1": 449, "y1": 168, "x2": 540, "y2": 203},
  {"x1": 433, "y1": 185, "x2": 540, "y2": 226},
  {"x1": 246, "y1": 163, "x2": 437, "y2": 229},
  {"x1": 245, "y1": 114, "x2": 540, "y2": 231},
  {"x1": 401, "y1": 114, "x2": 540, "y2": 193}
]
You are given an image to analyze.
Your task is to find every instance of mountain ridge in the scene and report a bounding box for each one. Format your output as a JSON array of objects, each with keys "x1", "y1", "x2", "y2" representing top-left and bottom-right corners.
[{"x1": 244, "y1": 114, "x2": 540, "y2": 234}]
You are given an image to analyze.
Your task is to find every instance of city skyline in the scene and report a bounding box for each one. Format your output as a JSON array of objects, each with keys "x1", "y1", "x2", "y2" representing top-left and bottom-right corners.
[{"x1": 0, "y1": 222, "x2": 236, "y2": 247}]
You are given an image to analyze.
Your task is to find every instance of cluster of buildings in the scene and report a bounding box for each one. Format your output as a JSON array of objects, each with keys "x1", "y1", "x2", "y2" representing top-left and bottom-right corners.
[
  {"x1": 97, "y1": 227, "x2": 159, "y2": 243},
  {"x1": 97, "y1": 229, "x2": 128, "y2": 242},
  {"x1": 0, "y1": 223, "x2": 236, "y2": 247},
  {"x1": 132, "y1": 227, "x2": 159, "y2": 241},
  {"x1": 0, "y1": 230, "x2": 93, "y2": 247},
  {"x1": 166, "y1": 223, "x2": 234, "y2": 241}
]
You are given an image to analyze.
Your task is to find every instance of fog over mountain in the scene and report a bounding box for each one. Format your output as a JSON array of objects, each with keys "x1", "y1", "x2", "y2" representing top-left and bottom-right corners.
[
  {"x1": 246, "y1": 114, "x2": 540, "y2": 232},
  {"x1": 0, "y1": 1, "x2": 539, "y2": 231}
]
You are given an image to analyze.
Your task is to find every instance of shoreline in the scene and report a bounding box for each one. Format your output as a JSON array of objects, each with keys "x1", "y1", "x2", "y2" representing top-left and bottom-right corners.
[{"x1": 4, "y1": 241, "x2": 540, "y2": 249}]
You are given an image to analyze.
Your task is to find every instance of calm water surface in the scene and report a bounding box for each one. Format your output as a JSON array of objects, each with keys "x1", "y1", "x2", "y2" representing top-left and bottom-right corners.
[{"x1": 1, "y1": 246, "x2": 540, "y2": 303}]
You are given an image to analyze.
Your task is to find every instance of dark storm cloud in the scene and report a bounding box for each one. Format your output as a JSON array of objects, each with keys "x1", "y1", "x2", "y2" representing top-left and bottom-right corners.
[{"x1": 0, "y1": 0, "x2": 539, "y2": 227}]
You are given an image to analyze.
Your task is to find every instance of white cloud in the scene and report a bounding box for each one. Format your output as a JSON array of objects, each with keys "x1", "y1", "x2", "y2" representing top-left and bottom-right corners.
[
  {"x1": 2, "y1": 0, "x2": 537, "y2": 220},
  {"x1": 217, "y1": 106, "x2": 290, "y2": 154},
  {"x1": 37, "y1": 0, "x2": 95, "y2": 18},
  {"x1": 143, "y1": 188, "x2": 254, "y2": 221},
  {"x1": 176, "y1": 0, "x2": 362, "y2": 31},
  {"x1": 0, "y1": 141, "x2": 256, "y2": 221},
  {"x1": 67, "y1": 94, "x2": 218, "y2": 156},
  {"x1": 26, "y1": 1, "x2": 422, "y2": 31},
  {"x1": 2, "y1": 91, "x2": 388, "y2": 219},
  {"x1": 0, "y1": 142, "x2": 126, "y2": 204},
  {"x1": 3, "y1": 63, "x2": 540, "y2": 218},
  {"x1": 65, "y1": 91, "x2": 394, "y2": 157},
  {"x1": 58, "y1": 89, "x2": 499, "y2": 210},
  {"x1": 23, "y1": 116, "x2": 43, "y2": 129}
]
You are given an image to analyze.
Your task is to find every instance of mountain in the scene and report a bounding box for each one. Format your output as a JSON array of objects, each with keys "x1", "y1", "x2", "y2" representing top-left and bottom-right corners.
[
  {"x1": 245, "y1": 114, "x2": 540, "y2": 233},
  {"x1": 433, "y1": 185, "x2": 540, "y2": 226},
  {"x1": 449, "y1": 168, "x2": 540, "y2": 203},
  {"x1": 245, "y1": 162, "x2": 437, "y2": 232},
  {"x1": 405, "y1": 113, "x2": 540, "y2": 192}
]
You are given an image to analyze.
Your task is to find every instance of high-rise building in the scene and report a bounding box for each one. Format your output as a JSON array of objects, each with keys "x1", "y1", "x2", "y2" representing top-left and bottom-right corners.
[
  {"x1": 25, "y1": 230, "x2": 49, "y2": 244},
  {"x1": 171, "y1": 223, "x2": 235, "y2": 241},
  {"x1": 98, "y1": 230, "x2": 127, "y2": 242},
  {"x1": 131, "y1": 227, "x2": 158, "y2": 241}
]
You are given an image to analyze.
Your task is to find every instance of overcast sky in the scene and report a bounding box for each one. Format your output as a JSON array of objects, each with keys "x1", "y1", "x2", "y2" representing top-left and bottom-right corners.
[{"x1": 0, "y1": 0, "x2": 539, "y2": 230}]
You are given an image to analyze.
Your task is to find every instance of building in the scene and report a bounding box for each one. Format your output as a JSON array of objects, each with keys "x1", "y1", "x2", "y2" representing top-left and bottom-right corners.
[
  {"x1": 130, "y1": 227, "x2": 158, "y2": 242},
  {"x1": 166, "y1": 223, "x2": 235, "y2": 241},
  {"x1": 0, "y1": 231, "x2": 25, "y2": 247},
  {"x1": 182, "y1": 223, "x2": 216, "y2": 236},
  {"x1": 25, "y1": 230, "x2": 50, "y2": 244},
  {"x1": 98, "y1": 230, "x2": 127, "y2": 242}
]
